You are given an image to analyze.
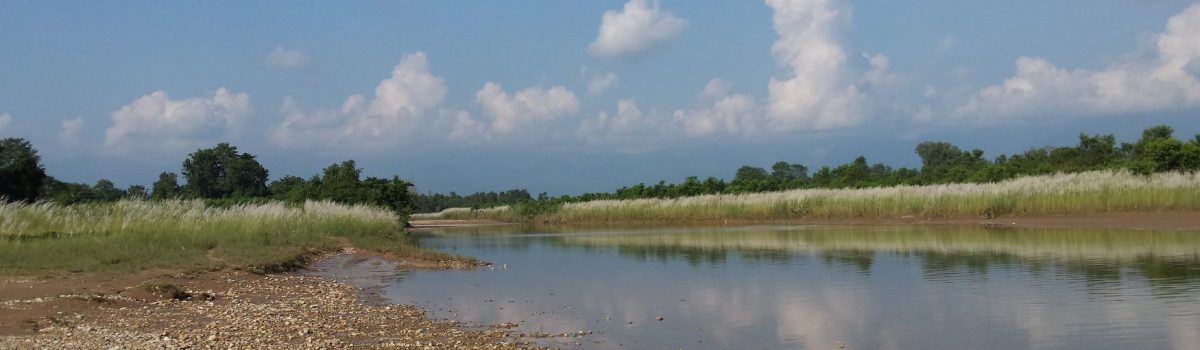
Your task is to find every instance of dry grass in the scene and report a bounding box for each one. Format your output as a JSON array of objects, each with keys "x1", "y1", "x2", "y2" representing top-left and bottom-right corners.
[
  {"x1": 0, "y1": 199, "x2": 452, "y2": 275},
  {"x1": 424, "y1": 170, "x2": 1200, "y2": 224}
]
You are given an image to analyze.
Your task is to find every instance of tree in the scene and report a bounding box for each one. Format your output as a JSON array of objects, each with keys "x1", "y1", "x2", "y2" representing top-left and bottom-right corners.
[
  {"x1": 181, "y1": 143, "x2": 269, "y2": 198},
  {"x1": 126, "y1": 185, "x2": 149, "y2": 200},
  {"x1": 315, "y1": 160, "x2": 363, "y2": 203},
  {"x1": 0, "y1": 138, "x2": 48, "y2": 202},
  {"x1": 40, "y1": 176, "x2": 93, "y2": 204},
  {"x1": 151, "y1": 172, "x2": 182, "y2": 199},
  {"x1": 269, "y1": 175, "x2": 311, "y2": 202},
  {"x1": 92, "y1": 179, "x2": 125, "y2": 202},
  {"x1": 360, "y1": 176, "x2": 413, "y2": 215},
  {"x1": 915, "y1": 141, "x2": 963, "y2": 168},
  {"x1": 771, "y1": 161, "x2": 808, "y2": 183}
]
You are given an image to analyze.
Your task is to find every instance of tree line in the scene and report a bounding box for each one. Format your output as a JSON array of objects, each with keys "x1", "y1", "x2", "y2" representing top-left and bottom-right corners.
[
  {"x1": 0, "y1": 141, "x2": 414, "y2": 217},
  {"x1": 2, "y1": 124, "x2": 1198, "y2": 214},
  {"x1": 557, "y1": 125, "x2": 1200, "y2": 203},
  {"x1": 556, "y1": 125, "x2": 1199, "y2": 203}
]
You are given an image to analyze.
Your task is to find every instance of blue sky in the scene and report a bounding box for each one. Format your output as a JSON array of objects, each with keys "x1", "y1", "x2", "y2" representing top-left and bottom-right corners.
[{"x1": 2, "y1": 0, "x2": 1199, "y2": 194}]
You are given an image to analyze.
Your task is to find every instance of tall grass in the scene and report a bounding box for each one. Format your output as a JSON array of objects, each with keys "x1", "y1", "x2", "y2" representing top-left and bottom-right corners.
[
  {"x1": 426, "y1": 170, "x2": 1200, "y2": 224},
  {"x1": 0, "y1": 199, "x2": 449, "y2": 275}
]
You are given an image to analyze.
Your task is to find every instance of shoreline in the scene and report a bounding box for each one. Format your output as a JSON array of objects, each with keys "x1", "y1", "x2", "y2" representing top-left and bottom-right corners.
[
  {"x1": 3, "y1": 211, "x2": 1197, "y2": 348},
  {"x1": 0, "y1": 250, "x2": 545, "y2": 349},
  {"x1": 412, "y1": 210, "x2": 1200, "y2": 231}
]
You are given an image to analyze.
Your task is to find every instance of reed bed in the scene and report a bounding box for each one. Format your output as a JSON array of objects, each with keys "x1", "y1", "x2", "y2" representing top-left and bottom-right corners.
[
  {"x1": 0, "y1": 199, "x2": 446, "y2": 274},
  {"x1": 428, "y1": 170, "x2": 1200, "y2": 223}
]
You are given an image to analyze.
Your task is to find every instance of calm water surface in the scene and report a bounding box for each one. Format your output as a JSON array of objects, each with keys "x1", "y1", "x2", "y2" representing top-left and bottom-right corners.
[{"x1": 312, "y1": 225, "x2": 1200, "y2": 350}]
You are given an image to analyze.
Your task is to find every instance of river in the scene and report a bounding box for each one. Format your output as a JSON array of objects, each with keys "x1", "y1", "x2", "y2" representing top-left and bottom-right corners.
[{"x1": 311, "y1": 225, "x2": 1200, "y2": 349}]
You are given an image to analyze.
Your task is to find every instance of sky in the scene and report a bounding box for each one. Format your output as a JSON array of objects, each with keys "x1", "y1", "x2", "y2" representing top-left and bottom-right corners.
[{"x1": 3, "y1": 0, "x2": 1200, "y2": 195}]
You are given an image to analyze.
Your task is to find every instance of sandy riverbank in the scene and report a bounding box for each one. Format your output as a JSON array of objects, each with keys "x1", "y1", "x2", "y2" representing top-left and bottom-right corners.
[{"x1": 0, "y1": 251, "x2": 546, "y2": 350}]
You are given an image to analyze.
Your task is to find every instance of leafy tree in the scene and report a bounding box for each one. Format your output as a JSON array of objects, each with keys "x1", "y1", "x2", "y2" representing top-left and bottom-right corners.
[
  {"x1": 40, "y1": 176, "x2": 94, "y2": 204},
  {"x1": 315, "y1": 160, "x2": 363, "y2": 203},
  {"x1": 915, "y1": 141, "x2": 963, "y2": 169},
  {"x1": 126, "y1": 185, "x2": 149, "y2": 200},
  {"x1": 151, "y1": 172, "x2": 182, "y2": 199},
  {"x1": 92, "y1": 179, "x2": 126, "y2": 202},
  {"x1": 181, "y1": 143, "x2": 269, "y2": 199},
  {"x1": 0, "y1": 138, "x2": 48, "y2": 202},
  {"x1": 269, "y1": 175, "x2": 311, "y2": 203},
  {"x1": 771, "y1": 161, "x2": 808, "y2": 183}
]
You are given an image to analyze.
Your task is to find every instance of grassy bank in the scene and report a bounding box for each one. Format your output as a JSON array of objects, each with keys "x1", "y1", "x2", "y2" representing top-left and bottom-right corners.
[
  {"x1": 420, "y1": 170, "x2": 1200, "y2": 224},
  {"x1": 0, "y1": 199, "x2": 462, "y2": 275}
]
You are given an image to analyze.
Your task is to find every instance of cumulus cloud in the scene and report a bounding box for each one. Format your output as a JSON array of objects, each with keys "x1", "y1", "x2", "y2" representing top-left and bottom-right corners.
[
  {"x1": 474, "y1": 82, "x2": 580, "y2": 134},
  {"x1": 265, "y1": 46, "x2": 311, "y2": 69},
  {"x1": 59, "y1": 117, "x2": 85, "y2": 147},
  {"x1": 104, "y1": 88, "x2": 250, "y2": 154},
  {"x1": 0, "y1": 113, "x2": 10, "y2": 133},
  {"x1": 765, "y1": 0, "x2": 865, "y2": 130},
  {"x1": 588, "y1": 0, "x2": 687, "y2": 60},
  {"x1": 670, "y1": 0, "x2": 869, "y2": 137},
  {"x1": 954, "y1": 4, "x2": 1200, "y2": 121},
  {"x1": 272, "y1": 52, "x2": 447, "y2": 150},
  {"x1": 672, "y1": 93, "x2": 761, "y2": 137},
  {"x1": 587, "y1": 72, "x2": 619, "y2": 95},
  {"x1": 579, "y1": 99, "x2": 685, "y2": 152},
  {"x1": 700, "y1": 79, "x2": 733, "y2": 101},
  {"x1": 671, "y1": 78, "x2": 760, "y2": 137}
]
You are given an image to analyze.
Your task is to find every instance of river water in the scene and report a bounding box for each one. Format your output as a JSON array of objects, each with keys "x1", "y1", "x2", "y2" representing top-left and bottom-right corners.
[{"x1": 312, "y1": 225, "x2": 1200, "y2": 350}]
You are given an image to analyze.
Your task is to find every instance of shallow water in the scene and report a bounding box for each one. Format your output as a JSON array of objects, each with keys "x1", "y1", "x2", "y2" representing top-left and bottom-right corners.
[{"x1": 313, "y1": 225, "x2": 1200, "y2": 349}]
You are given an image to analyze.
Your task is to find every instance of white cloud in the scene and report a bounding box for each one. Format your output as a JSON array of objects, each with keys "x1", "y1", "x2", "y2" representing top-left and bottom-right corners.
[
  {"x1": 861, "y1": 52, "x2": 899, "y2": 88},
  {"x1": 671, "y1": 0, "x2": 868, "y2": 137},
  {"x1": 578, "y1": 99, "x2": 676, "y2": 152},
  {"x1": 0, "y1": 113, "x2": 10, "y2": 133},
  {"x1": 587, "y1": 72, "x2": 619, "y2": 95},
  {"x1": 700, "y1": 79, "x2": 733, "y2": 101},
  {"x1": 588, "y1": 0, "x2": 687, "y2": 60},
  {"x1": 59, "y1": 117, "x2": 85, "y2": 147},
  {"x1": 765, "y1": 0, "x2": 865, "y2": 130},
  {"x1": 272, "y1": 52, "x2": 447, "y2": 150},
  {"x1": 265, "y1": 46, "x2": 311, "y2": 69},
  {"x1": 104, "y1": 88, "x2": 250, "y2": 154},
  {"x1": 673, "y1": 93, "x2": 760, "y2": 137},
  {"x1": 474, "y1": 82, "x2": 580, "y2": 134},
  {"x1": 954, "y1": 4, "x2": 1200, "y2": 121}
]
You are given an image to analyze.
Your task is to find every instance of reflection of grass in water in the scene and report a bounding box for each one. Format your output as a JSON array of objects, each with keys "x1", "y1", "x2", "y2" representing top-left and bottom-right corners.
[
  {"x1": 430, "y1": 171, "x2": 1200, "y2": 223},
  {"x1": 551, "y1": 226, "x2": 1200, "y2": 297},
  {"x1": 559, "y1": 226, "x2": 1200, "y2": 260}
]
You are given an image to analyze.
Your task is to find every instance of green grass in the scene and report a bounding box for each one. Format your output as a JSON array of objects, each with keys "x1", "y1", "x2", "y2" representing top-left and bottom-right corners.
[
  {"x1": 0, "y1": 199, "x2": 459, "y2": 275},
  {"x1": 424, "y1": 170, "x2": 1200, "y2": 224}
]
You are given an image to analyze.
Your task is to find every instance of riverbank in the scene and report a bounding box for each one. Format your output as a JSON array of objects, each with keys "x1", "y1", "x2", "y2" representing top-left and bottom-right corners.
[
  {"x1": 0, "y1": 257, "x2": 543, "y2": 349},
  {"x1": 411, "y1": 210, "x2": 1200, "y2": 231},
  {"x1": 422, "y1": 171, "x2": 1200, "y2": 227}
]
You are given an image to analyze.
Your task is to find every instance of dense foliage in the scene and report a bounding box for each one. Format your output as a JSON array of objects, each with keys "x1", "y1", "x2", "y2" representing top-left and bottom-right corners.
[
  {"x1": 552, "y1": 125, "x2": 1200, "y2": 203},
  {"x1": 412, "y1": 189, "x2": 535, "y2": 213},
  {"x1": 8, "y1": 141, "x2": 414, "y2": 219},
  {"x1": 5, "y1": 124, "x2": 1199, "y2": 216},
  {"x1": 0, "y1": 138, "x2": 48, "y2": 202},
  {"x1": 417, "y1": 125, "x2": 1200, "y2": 213}
]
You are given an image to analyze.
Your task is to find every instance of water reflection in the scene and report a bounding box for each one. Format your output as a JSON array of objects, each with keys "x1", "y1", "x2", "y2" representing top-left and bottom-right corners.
[{"x1": 337, "y1": 226, "x2": 1200, "y2": 349}]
